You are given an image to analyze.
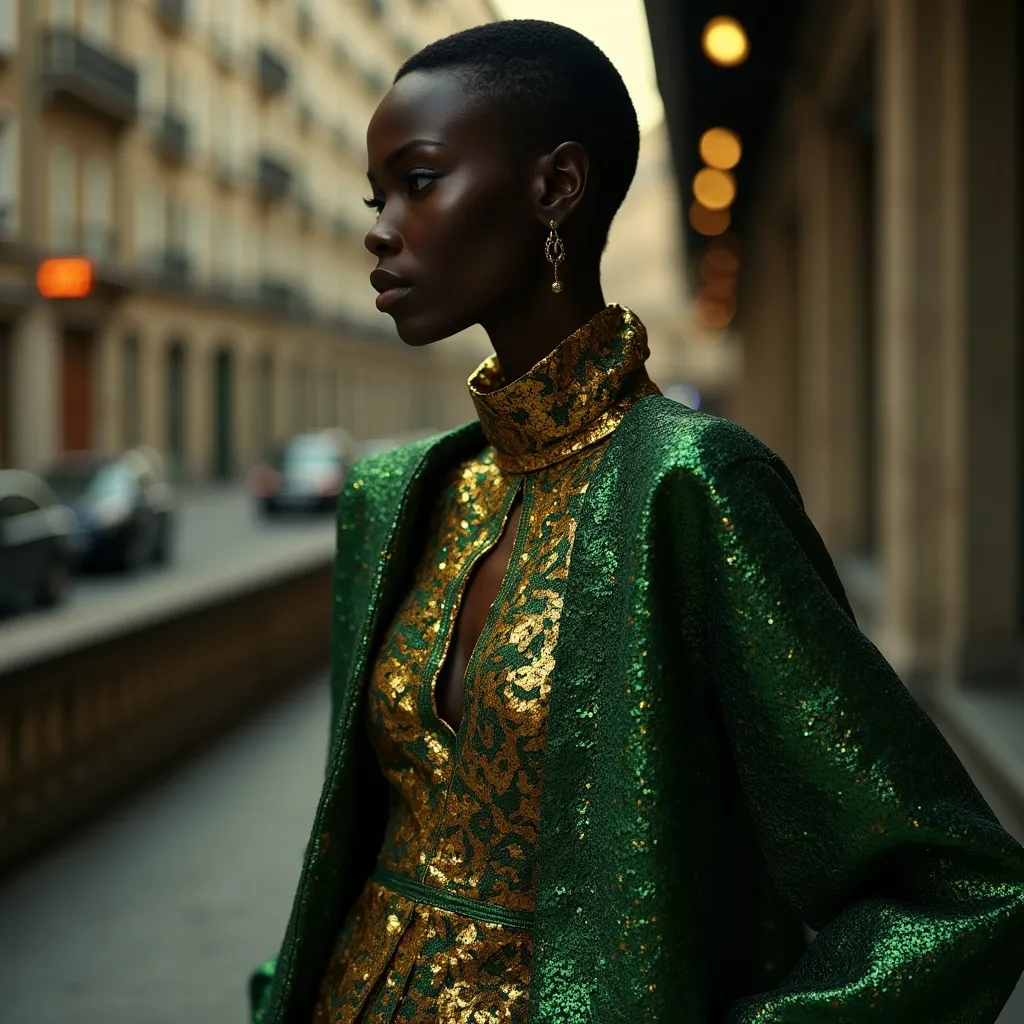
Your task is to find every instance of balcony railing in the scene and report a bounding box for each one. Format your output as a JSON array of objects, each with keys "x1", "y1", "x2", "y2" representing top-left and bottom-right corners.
[
  {"x1": 156, "y1": 0, "x2": 187, "y2": 34},
  {"x1": 257, "y1": 46, "x2": 290, "y2": 97},
  {"x1": 39, "y1": 28, "x2": 139, "y2": 128},
  {"x1": 157, "y1": 246, "x2": 191, "y2": 287},
  {"x1": 259, "y1": 277, "x2": 311, "y2": 319},
  {"x1": 155, "y1": 110, "x2": 190, "y2": 163},
  {"x1": 256, "y1": 154, "x2": 293, "y2": 201}
]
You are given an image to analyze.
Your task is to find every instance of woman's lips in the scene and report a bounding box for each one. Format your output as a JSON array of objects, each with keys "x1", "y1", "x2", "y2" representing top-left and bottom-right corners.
[{"x1": 375, "y1": 284, "x2": 413, "y2": 312}]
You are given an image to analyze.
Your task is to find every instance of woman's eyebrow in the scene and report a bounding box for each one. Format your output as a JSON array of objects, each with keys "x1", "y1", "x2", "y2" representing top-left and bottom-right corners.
[{"x1": 382, "y1": 138, "x2": 448, "y2": 170}]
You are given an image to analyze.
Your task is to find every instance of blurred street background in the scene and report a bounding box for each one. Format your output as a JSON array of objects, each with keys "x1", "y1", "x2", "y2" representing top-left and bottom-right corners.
[{"x1": 0, "y1": 0, "x2": 1021, "y2": 1021}]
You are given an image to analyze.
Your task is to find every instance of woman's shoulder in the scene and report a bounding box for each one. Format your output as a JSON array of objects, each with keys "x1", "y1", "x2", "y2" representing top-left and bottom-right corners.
[
  {"x1": 622, "y1": 394, "x2": 780, "y2": 477},
  {"x1": 347, "y1": 423, "x2": 481, "y2": 486},
  {"x1": 339, "y1": 422, "x2": 486, "y2": 521}
]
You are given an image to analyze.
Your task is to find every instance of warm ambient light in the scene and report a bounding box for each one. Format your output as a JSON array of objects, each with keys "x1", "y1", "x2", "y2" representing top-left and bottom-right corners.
[
  {"x1": 689, "y1": 200, "x2": 731, "y2": 237},
  {"x1": 36, "y1": 257, "x2": 94, "y2": 299},
  {"x1": 701, "y1": 16, "x2": 750, "y2": 68},
  {"x1": 699, "y1": 127, "x2": 743, "y2": 170},
  {"x1": 699, "y1": 245, "x2": 741, "y2": 277},
  {"x1": 695, "y1": 294, "x2": 736, "y2": 330},
  {"x1": 693, "y1": 167, "x2": 736, "y2": 211}
]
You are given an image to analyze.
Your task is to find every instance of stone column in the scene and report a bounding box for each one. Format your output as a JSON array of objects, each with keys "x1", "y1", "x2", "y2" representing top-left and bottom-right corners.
[
  {"x1": 792, "y1": 100, "x2": 866, "y2": 554},
  {"x1": 733, "y1": 205, "x2": 798, "y2": 470},
  {"x1": 875, "y1": 0, "x2": 950, "y2": 687},
  {"x1": 938, "y1": 0, "x2": 1020, "y2": 688},
  {"x1": 9, "y1": 303, "x2": 59, "y2": 473},
  {"x1": 877, "y1": 0, "x2": 1020, "y2": 691}
]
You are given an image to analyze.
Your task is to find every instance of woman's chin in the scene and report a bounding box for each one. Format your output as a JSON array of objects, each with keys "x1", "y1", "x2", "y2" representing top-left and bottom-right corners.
[{"x1": 391, "y1": 311, "x2": 458, "y2": 348}]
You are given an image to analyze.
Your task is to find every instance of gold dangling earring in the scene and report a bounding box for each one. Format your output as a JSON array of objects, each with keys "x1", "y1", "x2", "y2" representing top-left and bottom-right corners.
[{"x1": 545, "y1": 220, "x2": 565, "y2": 294}]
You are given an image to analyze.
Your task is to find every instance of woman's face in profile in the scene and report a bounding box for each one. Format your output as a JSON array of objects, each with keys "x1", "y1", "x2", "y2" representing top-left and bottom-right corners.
[{"x1": 364, "y1": 71, "x2": 543, "y2": 346}]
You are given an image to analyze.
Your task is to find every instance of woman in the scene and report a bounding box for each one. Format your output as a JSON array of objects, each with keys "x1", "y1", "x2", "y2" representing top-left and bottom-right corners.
[{"x1": 252, "y1": 20, "x2": 1024, "y2": 1024}]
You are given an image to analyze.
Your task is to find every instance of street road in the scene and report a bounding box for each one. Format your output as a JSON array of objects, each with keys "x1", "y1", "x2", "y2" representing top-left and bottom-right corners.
[
  {"x1": 0, "y1": 673, "x2": 330, "y2": 1024},
  {"x1": 0, "y1": 485, "x2": 337, "y2": 666},
  {"x1": 0, "y1": 663, "x2": 1021, "y2": 1022}
]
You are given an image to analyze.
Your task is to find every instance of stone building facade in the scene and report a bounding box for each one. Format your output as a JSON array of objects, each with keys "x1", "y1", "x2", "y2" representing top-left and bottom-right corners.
[{"x1": 0, "y1": 0, "x2": 496, "y2": 481}]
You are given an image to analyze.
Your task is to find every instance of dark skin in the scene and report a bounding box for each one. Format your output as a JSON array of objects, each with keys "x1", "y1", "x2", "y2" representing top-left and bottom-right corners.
[{"x1": 364, "y1": 70, "x2": 607, "y2": 732}]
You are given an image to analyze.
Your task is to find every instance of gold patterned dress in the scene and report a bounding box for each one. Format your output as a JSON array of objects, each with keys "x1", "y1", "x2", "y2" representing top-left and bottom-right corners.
[{"x1": 311, "y1": 306, "x2": 659, "y2": 1023}]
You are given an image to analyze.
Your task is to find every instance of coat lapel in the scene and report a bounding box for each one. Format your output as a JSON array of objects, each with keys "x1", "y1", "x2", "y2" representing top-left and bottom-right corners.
[{"x1": 265, "y1": 421, "x2": 485, "y2": 1023}]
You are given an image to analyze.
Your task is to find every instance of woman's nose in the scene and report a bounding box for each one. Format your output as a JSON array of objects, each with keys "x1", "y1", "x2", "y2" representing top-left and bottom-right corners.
[{"x1": 365, "y1": 216, "x2": 402, "y2": 257}]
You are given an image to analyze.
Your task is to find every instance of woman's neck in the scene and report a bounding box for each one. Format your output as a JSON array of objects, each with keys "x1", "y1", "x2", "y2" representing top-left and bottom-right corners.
[{"x1": 481, "y1": 278, "x2": 607, "y2": 384}]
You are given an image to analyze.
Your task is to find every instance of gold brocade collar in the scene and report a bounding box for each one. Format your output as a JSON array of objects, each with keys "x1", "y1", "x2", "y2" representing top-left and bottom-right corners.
[{"x1": 468, "y1": 304, "x2": 661, "y2": 474}]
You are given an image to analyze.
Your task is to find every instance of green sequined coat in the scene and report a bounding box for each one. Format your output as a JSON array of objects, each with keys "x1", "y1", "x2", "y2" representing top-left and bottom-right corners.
[{"x1": 253, "y1": 397, "x2": 1024, "y2": 1023}]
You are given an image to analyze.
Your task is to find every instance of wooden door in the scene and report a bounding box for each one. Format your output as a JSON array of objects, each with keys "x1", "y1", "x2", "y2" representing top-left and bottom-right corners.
[{"x1": 62, "y1": 330, "x2": 94, "y2": 452}]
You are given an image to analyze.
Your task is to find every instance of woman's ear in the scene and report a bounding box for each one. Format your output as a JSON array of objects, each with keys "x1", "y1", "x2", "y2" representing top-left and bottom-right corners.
[{"x1": 531, "y1": 141, "x2": 589, "y2": 228}]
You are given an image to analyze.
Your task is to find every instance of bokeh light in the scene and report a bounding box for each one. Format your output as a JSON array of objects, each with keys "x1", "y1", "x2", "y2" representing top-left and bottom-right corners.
[
  {"x1": 699, "y1": 127, "x2": 742, "y2": 170},
  {"x1": 701, "y1": 16, "x2": 750, "y2": 67},
  {"x1": 689, "y1": 200, "x2": 731, "y2": 236},
  {"x1": 699, "y1": 245, "x2": 741, "y2": 277},
  {"x1": 692, "y1": 168, "x2": 736, "y2": 211},
  {"x1": 695, "y1": 293, "x2": 737, "y2": 330}
]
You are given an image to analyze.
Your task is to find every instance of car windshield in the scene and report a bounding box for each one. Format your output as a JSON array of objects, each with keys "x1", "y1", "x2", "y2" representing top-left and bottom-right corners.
[
  {"x1": 47, "y1": 462, "x2": 134, "y2": 501},
  {"x1": 274, "y1": 438, "x2": 341, "y2": 469}
]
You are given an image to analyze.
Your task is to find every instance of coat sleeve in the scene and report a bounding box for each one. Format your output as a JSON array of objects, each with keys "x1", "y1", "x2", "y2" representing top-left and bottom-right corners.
[
  {"x1": 701, "y1": 456, "x2": 1024, "y2": 1022},
  {"x1": 249, "y1": 958, "x2": 276, "y2": 1023}
]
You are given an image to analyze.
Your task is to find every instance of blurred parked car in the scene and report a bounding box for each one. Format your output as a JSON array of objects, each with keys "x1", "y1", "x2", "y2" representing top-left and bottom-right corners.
[
  {"x1": 248, "y1": 430, "x2": 354, "y2": 516},
  {"x1": 44, "y1": 449, "x2": 176, "y2": 572},
  {"x1": 0, "y1": 470, "x2": 75, "y2": 611}
]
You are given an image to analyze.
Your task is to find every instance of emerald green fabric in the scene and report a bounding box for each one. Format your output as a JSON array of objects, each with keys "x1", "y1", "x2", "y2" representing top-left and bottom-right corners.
[{"x1": 253, "y1": 398, "x2": 1024, "y2": 1023}]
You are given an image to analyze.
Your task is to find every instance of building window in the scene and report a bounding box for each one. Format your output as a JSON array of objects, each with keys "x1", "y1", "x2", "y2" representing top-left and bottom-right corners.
[
  {"x1": 48, "y1": 138, "x2": 77, "y2": 251},
  {"x1": 0, "y1": 118, "x2": 19, "y2": 240},
  {"x1": 140, "y1": 47, "x2": 167, "y2": 113},
  {"x1": 167, "y1": 195, "x2": 188, "y2": 250},
  {"x1": 123, "y1": 332, "x2": 141, "y2": 448},
  {"x1": 135, "y1": 182, "x2": 166, "y2": 265},
  {"x1": 0, "y1": 0, "x2": 17, "y2": 53},
  {"x1": 81, "y1": 0, "x2": 111, "y2": 46},
  {"x1": 50, "y1": 0, "x2": 73, "y2": 27},
  {"x1": 186, "y1": 191, "x2": 209, "y2": 282},
  {"x1": 83, "y1": 152, "x2": 113, "y2": 260}
]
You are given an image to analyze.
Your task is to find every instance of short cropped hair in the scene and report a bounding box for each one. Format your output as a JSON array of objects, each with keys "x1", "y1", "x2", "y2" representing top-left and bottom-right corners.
[{"x1": 396, "y1": 19, "x2": 640, "y2": 250}]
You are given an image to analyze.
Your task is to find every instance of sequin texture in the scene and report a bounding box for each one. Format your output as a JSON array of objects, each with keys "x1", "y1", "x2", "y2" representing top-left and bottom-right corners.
[
  {"x1": 254, "y1": 307, "x2": 1024, "y2": 1024},
  {"x1": 311, "y1": 306, "x2": 656, "y2": 1022}
]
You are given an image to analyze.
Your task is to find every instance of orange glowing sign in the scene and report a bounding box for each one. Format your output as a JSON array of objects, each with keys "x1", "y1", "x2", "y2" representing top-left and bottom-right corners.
[{"x1": 36, "y1": 257, "x2": 94, "y2": 299}]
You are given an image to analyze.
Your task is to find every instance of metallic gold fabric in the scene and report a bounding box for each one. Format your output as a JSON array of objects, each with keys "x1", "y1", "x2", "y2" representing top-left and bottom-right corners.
[
  {"x1": 311, "y1": 306, "x2": 653, "y2": 1022},
  {"x1": 254, "y1": 308, "x2": 1024, "y2": 1024},
  {"x1": 468, "y1": 304, "x2": 660, "y2": 474}
]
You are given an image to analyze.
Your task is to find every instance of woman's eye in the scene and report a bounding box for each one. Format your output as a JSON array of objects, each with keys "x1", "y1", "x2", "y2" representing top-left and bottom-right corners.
[
  {"x1": 407, "y1": 172, "x2": 435, "y2": 194},
  {"x1": 363, "y1": 196, "x2": 384, "y2": 214}
]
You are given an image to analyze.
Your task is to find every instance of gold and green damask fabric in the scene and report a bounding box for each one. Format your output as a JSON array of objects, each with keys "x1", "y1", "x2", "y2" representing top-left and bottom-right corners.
[
  {"x1": 312, "y1": 306, "x2": 658, "y2": 1022},
  {"x1": 254, "y1": 306, "x2": 1024, "y2": 1024}
]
